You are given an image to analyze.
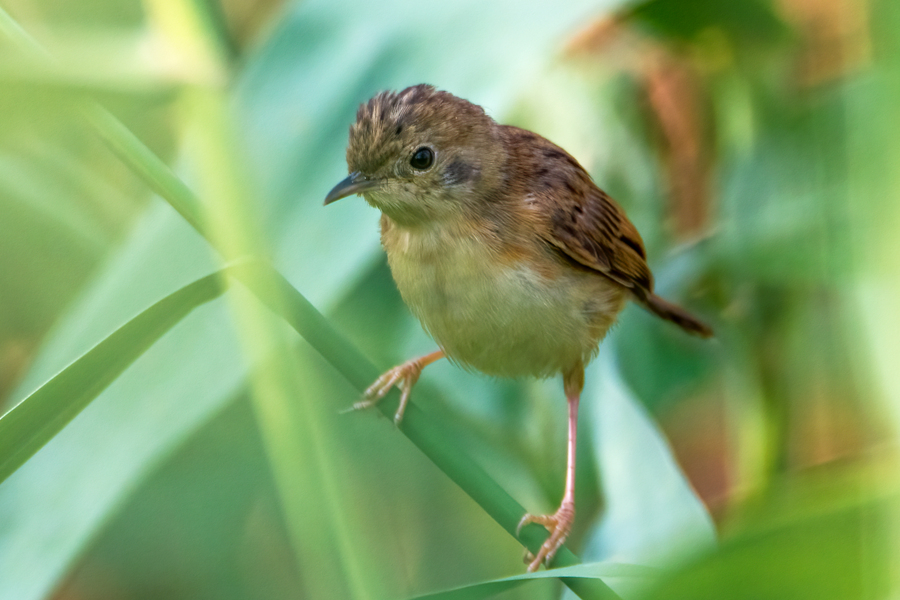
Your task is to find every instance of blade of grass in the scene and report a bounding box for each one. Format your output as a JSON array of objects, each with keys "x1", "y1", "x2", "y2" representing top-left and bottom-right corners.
[
  {"x1": 408, "y1": 562, "x2": 660, "y2": 600},
  {"x1": 0, "y1": 6, "x2": 50, "y2": 57},
  {"x1": 181, "y1": 77, "x2": 375, "y2": 597},
  {"x1": 145, "y1": 0, "x2": 380, "y2": 593},
  {"x1": 0, "y1": 270, "x2": 227, "y2": 484},
  {"x1": 85, "y1": 104, "x2": 205, "y2": 233}
]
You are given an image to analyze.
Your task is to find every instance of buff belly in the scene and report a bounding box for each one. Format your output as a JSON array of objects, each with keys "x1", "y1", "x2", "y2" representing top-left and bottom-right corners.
[{"x1": 383, "y1": 222, "x2": 626, "y2": 378}]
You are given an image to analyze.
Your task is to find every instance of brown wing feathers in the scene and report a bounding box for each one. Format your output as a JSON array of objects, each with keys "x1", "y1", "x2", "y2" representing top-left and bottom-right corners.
[{"x1": 511, "y1": 128, "x2": 713, "y2": 338}]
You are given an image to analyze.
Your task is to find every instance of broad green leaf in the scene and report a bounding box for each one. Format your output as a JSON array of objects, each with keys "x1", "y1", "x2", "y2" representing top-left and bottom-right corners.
[
  {"x1": 0, "y1": 270, "x2": 226, "y2": 484},
  {"x1": 642, "y1": 479, "x2": 894, "y2": 600},
  {"x1": 571, "y1": 350, "x2": 716, "y2": 597}
]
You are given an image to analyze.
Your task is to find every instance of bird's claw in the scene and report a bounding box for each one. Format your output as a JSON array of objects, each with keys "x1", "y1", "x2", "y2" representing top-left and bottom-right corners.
[
  {"x1": 517, "y1": 503, "x2": 575, "y2": 572},
  {"x1": 350, "y1": 358, "x2": 425, "y2": 424}
]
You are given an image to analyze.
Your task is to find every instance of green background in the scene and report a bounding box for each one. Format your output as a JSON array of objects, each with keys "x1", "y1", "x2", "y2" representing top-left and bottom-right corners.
[{"x1": 1, "y1": 0, "x2": 898, "y2": 599}]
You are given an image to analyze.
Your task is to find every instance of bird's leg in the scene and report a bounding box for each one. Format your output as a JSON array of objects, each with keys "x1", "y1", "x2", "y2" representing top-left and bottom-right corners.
[
  {"x1": 350, "y1": 350, "x2": 445, "y2": 425},
  {"x1": 518, "y1": 366, "x2": 584, "y2": 572}
]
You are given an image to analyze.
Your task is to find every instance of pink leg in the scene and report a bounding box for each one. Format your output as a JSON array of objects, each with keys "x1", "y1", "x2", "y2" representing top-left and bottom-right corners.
[
  {"x1": 517, "y1": 366, "x2": 584, "y2": 572},
  {"x1": 351, "y1": 350, "x2": 445, "y2": 424}
]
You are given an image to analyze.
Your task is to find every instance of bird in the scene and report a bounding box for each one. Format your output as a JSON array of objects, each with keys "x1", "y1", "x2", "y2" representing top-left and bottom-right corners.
[{"x1": 324, "y1": 84, "x2": 712, "y2": 572}]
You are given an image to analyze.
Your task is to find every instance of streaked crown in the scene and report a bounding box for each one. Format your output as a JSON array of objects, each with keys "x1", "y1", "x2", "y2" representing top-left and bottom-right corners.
[{"x1": 346, "y1": 84, "x2": 492, "y2": 176}]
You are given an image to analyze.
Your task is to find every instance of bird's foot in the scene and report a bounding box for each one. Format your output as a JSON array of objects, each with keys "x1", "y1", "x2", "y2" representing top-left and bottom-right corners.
[
  {"x1": 348, "y1": 358, "x2": 426, "y2": 425},
  {"x1": 517, "y1": 501, "x2": 575, "y2": 572}
]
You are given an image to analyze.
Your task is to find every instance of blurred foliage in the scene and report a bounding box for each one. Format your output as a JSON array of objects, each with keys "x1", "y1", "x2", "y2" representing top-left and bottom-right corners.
[{"x1": 1, "y1": 0, "x2": 899, "y2": 599}]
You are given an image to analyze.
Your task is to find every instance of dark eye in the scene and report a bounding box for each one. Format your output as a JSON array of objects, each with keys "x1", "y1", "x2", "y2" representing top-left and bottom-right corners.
[{"x1": 410, "y1": 147, "x2": 434, "y2": 170}]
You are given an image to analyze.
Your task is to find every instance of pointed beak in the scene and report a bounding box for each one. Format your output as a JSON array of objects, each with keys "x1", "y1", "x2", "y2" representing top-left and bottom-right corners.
[{"x1": 324, "y1": 171, "x2": 380, "y2": 205}]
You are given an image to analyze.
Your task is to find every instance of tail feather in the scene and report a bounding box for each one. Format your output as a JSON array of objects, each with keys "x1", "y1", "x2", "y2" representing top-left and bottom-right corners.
[{"x1": 642, "y1": 293, "x2": 713, "y2": 338}]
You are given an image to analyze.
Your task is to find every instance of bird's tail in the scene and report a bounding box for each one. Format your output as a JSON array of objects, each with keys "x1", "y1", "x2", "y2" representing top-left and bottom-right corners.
[{"x1": 642, "y1": 293, "x2": 713, "y2": 338}]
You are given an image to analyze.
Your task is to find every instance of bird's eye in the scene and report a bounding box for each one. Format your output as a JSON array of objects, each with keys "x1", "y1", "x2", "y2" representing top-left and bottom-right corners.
[{"x1": 410, "y1": 147, "x2": 434, "y2": 170}]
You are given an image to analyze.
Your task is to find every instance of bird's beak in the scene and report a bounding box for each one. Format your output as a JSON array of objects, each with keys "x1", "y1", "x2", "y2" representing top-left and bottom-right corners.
[{"x1": 324, "y1": 171, "x2": 380, "y2": 205}]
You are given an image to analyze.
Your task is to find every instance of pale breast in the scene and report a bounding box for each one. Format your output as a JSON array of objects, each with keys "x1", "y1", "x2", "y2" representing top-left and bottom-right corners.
[{"x1": 381, "y1": 218, "x2": 626, "y2": 378}]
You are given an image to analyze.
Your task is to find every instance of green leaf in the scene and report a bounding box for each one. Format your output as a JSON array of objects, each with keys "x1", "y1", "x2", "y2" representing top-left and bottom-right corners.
[
  {"x1": 0, "y1": 219, "x2": 242, "y2": 600},
  {"x1": 409, "y1": 562, "x2": 661, "y2": 600},
  {"x1": 0, "y1": 271, "x2": 226, "y2": 484},
  {"x1": 642, "y1": 480, "x2": 894, "y2": 600},
  {"x1": 574, "y1": 351, "x2": 716, "y2": 592}
]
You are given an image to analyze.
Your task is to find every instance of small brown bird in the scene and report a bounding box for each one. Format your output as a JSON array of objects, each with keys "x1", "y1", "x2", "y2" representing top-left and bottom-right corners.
[{"x1": 325, "y1": 84, "x2": 712, "y2": 571}]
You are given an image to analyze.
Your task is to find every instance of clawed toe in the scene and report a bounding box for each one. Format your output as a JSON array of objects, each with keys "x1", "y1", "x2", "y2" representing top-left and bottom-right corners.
[
  {"x1": 517, "y1": 504, "x2": 575, "y2": 572},
  {"x1": 346, "y1": 351, "x2": 445, "y2": 424},
  {"x1": 348, "y1": 366, "x2": 412, "y2": 423},
  {"x1": 364, "y1": 370, "x2": 403, "y2": 400}
]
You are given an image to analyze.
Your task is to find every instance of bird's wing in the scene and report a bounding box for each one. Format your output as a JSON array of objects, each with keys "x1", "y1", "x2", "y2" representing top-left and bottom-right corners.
[
  {"x1": 498, "y1": 125, "x2": 653, "y2": 295},
  {"x1": 540, "y1": 169, "x2": 654, "y2": 296}
]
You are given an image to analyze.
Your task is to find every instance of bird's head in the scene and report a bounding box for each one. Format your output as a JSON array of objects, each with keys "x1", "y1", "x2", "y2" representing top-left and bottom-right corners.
[{"x1": 325, "y1": 84, "x2": 505, "y2": 227}]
